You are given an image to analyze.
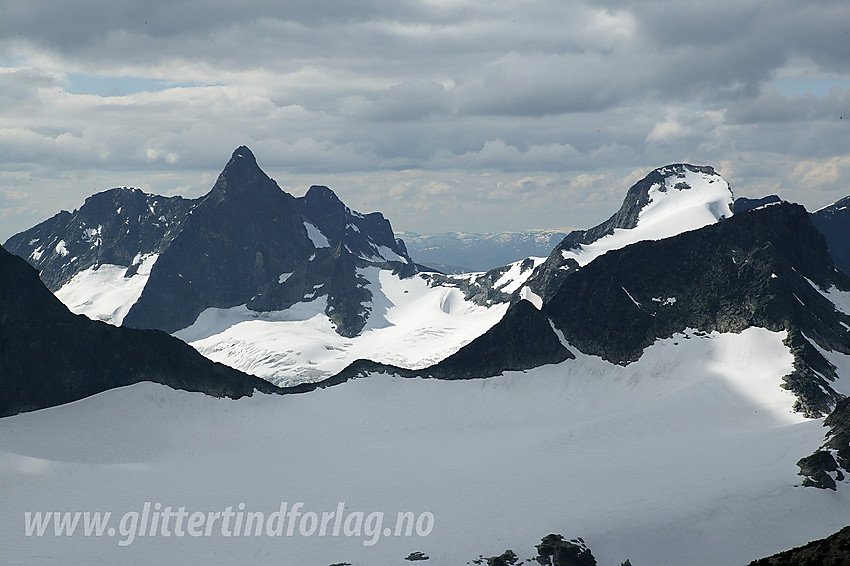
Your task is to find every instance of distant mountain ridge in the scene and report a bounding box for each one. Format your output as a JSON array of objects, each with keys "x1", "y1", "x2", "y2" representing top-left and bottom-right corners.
[{"x1": 400, "y1": 229, "x2": 568, "y2": 273}]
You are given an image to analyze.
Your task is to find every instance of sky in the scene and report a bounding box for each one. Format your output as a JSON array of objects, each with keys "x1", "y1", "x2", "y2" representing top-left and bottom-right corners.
[{"x1": 1, "y1": 0, "x2": 849, "y2": 242}]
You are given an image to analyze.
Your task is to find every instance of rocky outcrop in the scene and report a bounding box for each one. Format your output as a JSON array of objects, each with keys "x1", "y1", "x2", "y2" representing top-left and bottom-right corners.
[
  {"x1": 747, "y1": 525, "x2": 850, "y2": 565},
  {"x1": 797, "y1": 397, "x2": 850, "y2": 490}
]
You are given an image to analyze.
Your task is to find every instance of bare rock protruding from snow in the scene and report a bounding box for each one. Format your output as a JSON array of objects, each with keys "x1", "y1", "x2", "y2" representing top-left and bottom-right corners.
[
  {"x1": 797, "y1": 397, "x2": 850, "y2": 490},
  {"x1": 535, "y1": 534, "x2": 597, "y2": 566},
  {"x1": 544, "y1": 203, "x2": 850, "y2": 417}
]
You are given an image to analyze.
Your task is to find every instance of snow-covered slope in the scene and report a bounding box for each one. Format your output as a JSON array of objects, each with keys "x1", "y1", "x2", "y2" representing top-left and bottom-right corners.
[
  {"x1": 175, "y1": 267, "x2": 508, "y2": 385},
  {"x1": 526, "y1": 164, "x2": 733, "y2": 301},
  {"x1": 2, "y1": 328, "x2": 848, "y2": 566},
  {"x1": 560, "y1": 165, "x2": 733, "y2": 267},
  {"x1": 54, "y1": 253, "x2": 158, "y2": 325}
]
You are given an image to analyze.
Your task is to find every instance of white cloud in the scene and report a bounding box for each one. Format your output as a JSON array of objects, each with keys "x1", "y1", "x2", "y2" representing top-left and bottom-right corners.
[{"x1": 1, "y1": 0, "x2": 849, "y2": 242}]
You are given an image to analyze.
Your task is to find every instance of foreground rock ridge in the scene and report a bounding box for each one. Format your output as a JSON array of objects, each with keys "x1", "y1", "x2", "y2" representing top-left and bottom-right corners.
[{"x1": 0, "y1": 243, "x2": 279, "y2": 417}]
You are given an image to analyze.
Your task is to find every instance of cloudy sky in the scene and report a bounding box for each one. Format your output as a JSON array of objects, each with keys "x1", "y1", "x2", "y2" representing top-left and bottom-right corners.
[{"x1": 1, "y1": 0, "x2": 849, "y2": 242}]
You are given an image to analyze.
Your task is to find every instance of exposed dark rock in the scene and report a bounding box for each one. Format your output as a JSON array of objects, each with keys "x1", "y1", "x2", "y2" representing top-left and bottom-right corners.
[
  {"x1": 534, "y1": 534, "x2": 597, "y2": 566},
  {"x1": 122, "y1": 146, "x2": 314, "y2": 332},
  {"x1": 798, "y1": 397, "x2": 850, "y2": 490},
  {"x1": 405, "y1": 551, "x2": 430, "y2": 561},
  {"x1": 733, "y1": 195, "x2": 781, "y2": 213},
  {"x1": 422, "y1": 261, "x2": 522, "y2": 307},
  {"x1": 299, "y1": 184, "x2": 414, "y2": 276},
  {"x1": 797, "y1": 450, "x2": 840, "y2": 490},
  {"x1": 747, "y1": 525, "x2": 850, "y2": 565},
  {"x1": 811, "y1": 195, "x2": 850, "y2": 277},
  {"x1": 422, "y1": 299, "x2": 573, "y2": 379},
  {"x1": 0, "y1": 244, "x2": 279, "y2": 417},
  {"x1": 3, "y1": 187, "x2": 193, "y2": 292},
  {"x1": 485, "y1": 549, "x2": 520, "y2": 566}
]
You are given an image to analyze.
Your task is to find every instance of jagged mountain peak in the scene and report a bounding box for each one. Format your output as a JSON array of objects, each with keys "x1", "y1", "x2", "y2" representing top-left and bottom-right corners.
[
  {"x1": 6, "y1": 147, "x2": 418, "y2": 339},
  {"x1": 206, "y1": 145, "x2": 283, "y2": 203}
]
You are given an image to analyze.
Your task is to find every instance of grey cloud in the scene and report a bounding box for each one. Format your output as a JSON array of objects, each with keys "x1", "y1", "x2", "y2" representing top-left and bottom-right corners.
[{"x1": 1, "y1": 0, "x2": 850, "y2": 241}]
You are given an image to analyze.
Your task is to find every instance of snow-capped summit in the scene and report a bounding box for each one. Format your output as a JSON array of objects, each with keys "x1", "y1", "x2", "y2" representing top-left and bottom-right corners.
[{"x1": 526, "y1": 164, "x2": 733, "y2": 300}]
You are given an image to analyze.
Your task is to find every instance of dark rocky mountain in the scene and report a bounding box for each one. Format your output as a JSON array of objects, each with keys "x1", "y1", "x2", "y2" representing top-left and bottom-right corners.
[
  {"x1": 811, "y1": 195, "x2": 850, "y2": 277},
  {"x1": 3, "y1": 187, "x2": 193, "y2": 292},
  {"x1": 333, "y1": 204, "x2": 850, "y2": 412},
  {"x1": 0, "y1": 243, "x2": 279, "y2": 418},
  {"x1": 299, "y1": 184, "x2": 411, "y2": 263},
  {"x1": 4, "y1": 146, "x2": 416, "y2": 337},
  {"x1": 344, "y1": 203, "x2": 850, "y2": 488}
]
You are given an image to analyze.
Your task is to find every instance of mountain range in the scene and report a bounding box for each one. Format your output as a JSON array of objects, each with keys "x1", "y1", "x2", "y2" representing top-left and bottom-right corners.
[{"x1": 2, "y1": 148, "x2": 850, "y2": 565}]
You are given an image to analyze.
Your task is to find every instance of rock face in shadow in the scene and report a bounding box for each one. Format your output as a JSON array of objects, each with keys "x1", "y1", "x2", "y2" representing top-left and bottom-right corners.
[
  {"x1": 122, "y1": 146, "x2": 314, "y2": 332},
  {"x1": 0, "y1": 244, "x2": 278, "y2": 417},
  {"x1": 811, "y1": 194, "x2": 850, "y2": 277},
  {"x1": 3, "y1": 188, "x2": 193, "y2": 293},
  {"x1": 421, "y1": 299, "x2": 573, "y2": 379},
  {"x1": 319, "y1": 203, "x2": 850, "y2": 423}
]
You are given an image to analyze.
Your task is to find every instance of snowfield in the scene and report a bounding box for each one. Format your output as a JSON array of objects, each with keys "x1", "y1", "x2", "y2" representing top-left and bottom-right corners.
[
  {"x1": 54, "y1": 253, "x2": 159, "y2": 325},
  {"x1": 2, "y1": 327, "x2": 848, "y2": 566},
  {"x1": 175, "y1": 267, "x2": 509, "y2": 386}
]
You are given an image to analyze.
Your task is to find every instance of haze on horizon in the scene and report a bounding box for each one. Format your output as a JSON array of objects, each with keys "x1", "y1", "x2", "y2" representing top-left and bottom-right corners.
[{"x1": 1, "y1": 0, "x2": 849, "y2": 242}]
